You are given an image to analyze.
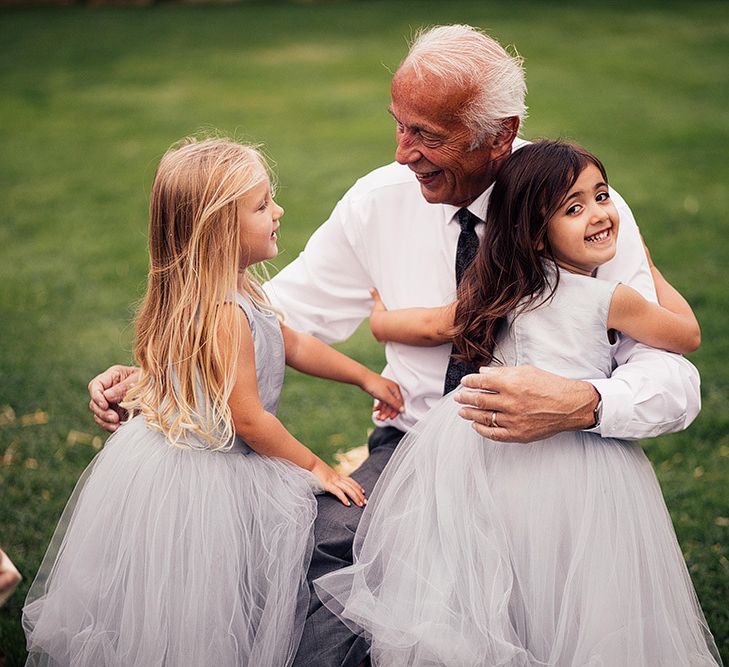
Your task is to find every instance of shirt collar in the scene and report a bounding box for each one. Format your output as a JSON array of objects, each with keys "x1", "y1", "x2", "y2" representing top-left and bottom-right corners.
[
  {"x1": 441, "y1": 136, "x2": 531, "y2": 225},
  {"x1": 443, "y1": 182, "x2": 495, "y2": 226}
]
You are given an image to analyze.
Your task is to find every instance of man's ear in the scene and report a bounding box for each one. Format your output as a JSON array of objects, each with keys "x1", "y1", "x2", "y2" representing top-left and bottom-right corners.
[{"x1": 491, "y1": 117, "x2": 519, "y2": 159}]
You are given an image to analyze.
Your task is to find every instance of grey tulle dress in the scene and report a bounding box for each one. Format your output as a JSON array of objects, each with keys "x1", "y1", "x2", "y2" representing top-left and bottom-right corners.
[
  {"x1": 23, "y1": 294, "x2": 319, "y2": 666},
  {"x1": 315, "y1": 270, "x2": 721, "y2": 667}
]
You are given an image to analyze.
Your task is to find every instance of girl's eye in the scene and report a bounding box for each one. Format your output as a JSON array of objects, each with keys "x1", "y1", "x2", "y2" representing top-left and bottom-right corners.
[
  {"x1": 566, "y1": 204, "x2": 582, "y2": 216},
  {"x1": 596, "y1": 191, "x2": 610, "y2": 202},
  {"x1": 257, "y1": 200, "x2": 268, "y2": 212}
]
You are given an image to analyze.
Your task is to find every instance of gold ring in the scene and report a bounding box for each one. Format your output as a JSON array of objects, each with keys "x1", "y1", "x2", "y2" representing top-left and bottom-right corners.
[{"x1": 490, "y1": 411, "x2": 499, "y2": 428}]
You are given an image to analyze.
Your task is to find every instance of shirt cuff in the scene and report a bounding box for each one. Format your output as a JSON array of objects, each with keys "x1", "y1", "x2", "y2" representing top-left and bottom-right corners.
[{"x1": 584, "y1": 378, "x2": 633, "y2": 438}]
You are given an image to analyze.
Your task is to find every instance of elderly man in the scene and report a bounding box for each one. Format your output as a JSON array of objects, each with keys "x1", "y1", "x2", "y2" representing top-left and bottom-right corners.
[{"x1": 89, "y1": 25, "x2": 700, "y2": 667}]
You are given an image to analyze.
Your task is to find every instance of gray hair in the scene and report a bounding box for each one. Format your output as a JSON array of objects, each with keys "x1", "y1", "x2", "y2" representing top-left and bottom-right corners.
[{"x1": 400, "y1": 25, "x2": 528, "y2": 148}]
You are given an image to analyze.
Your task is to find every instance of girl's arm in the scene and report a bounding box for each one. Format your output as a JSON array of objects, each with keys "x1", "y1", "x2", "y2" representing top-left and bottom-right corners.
[
  {"x1": 641, "y1": 235, "x2": 701, "y2": 330},
  {"x1": 608, "y1": 270, "x2": 701, "y2": 354},
  {"x1": 221, "y1": 305, "x2": 366, "y2": 507},
  {"x1": 280, "y1": 322, "x2": 404, "y2": 421},
  {"x1": 369, "y1": 288, "x2": 455, "y2": 347}
]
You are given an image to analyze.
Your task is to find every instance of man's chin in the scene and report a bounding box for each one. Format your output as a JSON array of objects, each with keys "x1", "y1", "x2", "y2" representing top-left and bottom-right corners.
[{"x1": 418, "y1": 183, "x2": 448, "y2": 204}]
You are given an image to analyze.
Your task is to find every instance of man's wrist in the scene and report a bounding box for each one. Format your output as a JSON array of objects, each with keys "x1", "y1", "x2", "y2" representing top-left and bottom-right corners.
[
  {"x1": 590, "y1": 390, "x2": 603, "y2": 429},
  {"x1": 571, "y1": 381, "x2": 602, "y2": 431}
]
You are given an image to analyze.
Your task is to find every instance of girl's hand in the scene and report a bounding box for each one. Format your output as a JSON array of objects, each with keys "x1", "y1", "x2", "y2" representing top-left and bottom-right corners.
[
  {"x1": 310, "y1": 459, "x2": 366, "y2": 507},
  {"x1": 640, "y1": 233, "x2": 655, "y2": 269},
  {"x1": 370, "y1": 287, "x2": 387, "y2": 315},
  {"x1": 362, "y1": 372, "x2": 404, "y2": 421},
  {"x1": 369, "y1": 288, "x2": 389, "y2": 343}
]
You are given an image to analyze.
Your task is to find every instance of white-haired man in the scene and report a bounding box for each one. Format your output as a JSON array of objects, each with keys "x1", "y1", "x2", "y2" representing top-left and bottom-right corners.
[{"x1": 89, "y1": 25, "x2": 699, "y2": 666}]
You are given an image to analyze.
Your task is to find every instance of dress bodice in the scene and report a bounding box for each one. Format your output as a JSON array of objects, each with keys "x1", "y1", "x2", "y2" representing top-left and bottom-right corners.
[{"x1": 494, "y1": 269, "x2": 619, "y2": 381}]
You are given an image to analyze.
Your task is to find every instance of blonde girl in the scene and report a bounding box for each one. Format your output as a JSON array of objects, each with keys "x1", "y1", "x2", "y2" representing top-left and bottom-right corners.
[{"x1": 23, "y1": 137, "x2": 403, "y2": 667}]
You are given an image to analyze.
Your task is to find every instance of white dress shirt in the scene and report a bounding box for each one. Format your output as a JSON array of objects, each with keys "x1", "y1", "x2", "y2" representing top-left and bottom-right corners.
[{"x1": 265, "y1": 146, "x2": 700, "y2": 438}]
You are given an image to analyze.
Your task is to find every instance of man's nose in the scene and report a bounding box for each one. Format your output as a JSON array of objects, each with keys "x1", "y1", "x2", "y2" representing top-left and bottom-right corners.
[{"x1": 395, "y1": 129, "x2": 421, "y2": 165}]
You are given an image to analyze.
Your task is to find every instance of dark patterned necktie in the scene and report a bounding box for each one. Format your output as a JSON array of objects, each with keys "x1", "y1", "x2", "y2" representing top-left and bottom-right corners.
[{"x1": 443, "y1": 208, "x2": 481, "y2": 394}]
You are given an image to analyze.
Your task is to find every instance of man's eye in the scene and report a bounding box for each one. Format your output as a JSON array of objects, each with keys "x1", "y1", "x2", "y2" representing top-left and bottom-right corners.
[{"x1": 421, "y1": 135, "x2": 441, "y2": 147}]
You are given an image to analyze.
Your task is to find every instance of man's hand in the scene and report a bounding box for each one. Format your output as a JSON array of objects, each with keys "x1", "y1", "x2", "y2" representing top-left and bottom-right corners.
[
  {"x1": 454, "y1": 366, "x2": 599, "y2": 443},
  {"x1": 88, "y1": 365, "x2": 140, "y2": 433}
]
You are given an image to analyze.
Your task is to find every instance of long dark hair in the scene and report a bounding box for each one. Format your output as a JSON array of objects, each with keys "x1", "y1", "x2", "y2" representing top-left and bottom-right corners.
[{"x1": 451, "y1": 140, "x2": 608, "y2": 367}]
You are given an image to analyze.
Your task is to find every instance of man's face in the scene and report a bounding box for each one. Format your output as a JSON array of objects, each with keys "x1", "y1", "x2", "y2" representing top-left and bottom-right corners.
[{"x1": 390, "y1": 66, "x2": 506, "y2": 208}]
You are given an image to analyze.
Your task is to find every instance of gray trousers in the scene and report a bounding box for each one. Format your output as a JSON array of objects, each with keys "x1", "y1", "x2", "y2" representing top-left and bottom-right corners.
[{"x1": 292, "y1": 426, "x2": 406, "y2": 667}]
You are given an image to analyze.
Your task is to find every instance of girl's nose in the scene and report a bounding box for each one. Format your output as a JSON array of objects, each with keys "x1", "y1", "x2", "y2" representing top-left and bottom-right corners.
[{"x1": 590, "y1": 203, "x2": 609, "y2": 222}]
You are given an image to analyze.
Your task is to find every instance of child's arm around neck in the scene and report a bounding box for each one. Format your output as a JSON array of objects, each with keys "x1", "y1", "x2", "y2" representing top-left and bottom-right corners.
[
  {"x1": 368, "y1": 288, "x2": 455, "y2": 346},
  {"x1": 607, "y1": 259, "x2": 701, "y2": 355}
]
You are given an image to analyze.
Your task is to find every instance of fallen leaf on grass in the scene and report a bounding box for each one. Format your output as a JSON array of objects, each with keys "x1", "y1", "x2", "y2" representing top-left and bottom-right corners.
[
  {"x1": 24, "y1": 458, "x2": 39, "y2": 469},
  {"x1": 715, "y1": 517, "x2": 729, "y2": 527},
  {"x1": 67, "y1": 431, "x2": 103, "y2": 449},
  {"x1": 0, "y1": 405, "x2": 16, "y2": 426},
  {"x1": 20, "y1": 410, "x2": 48, "y2": 426},
  {"x1": 1, "y1": 442, "x2": 18, "y2": 466},
  {"x1": 328, "y1": 433, "x2": 347, "y2": 447},
  {"x1": 333, "y1": 444, "x2": 369, "y2": 476}
]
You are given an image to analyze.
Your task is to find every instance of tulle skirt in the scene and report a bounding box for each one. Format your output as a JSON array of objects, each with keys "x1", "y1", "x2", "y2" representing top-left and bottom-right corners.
[
  {"x1": 23, "y1": 416, "x2": 318, "y2": 667},
  {"x1": 315, "y1": 396, "x2": 721, "y2": 666}
]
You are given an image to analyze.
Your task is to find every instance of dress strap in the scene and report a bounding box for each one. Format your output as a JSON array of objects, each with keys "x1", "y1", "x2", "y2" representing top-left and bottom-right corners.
[{"x1": 233, "y1": 292, "x2": 256, "y2": 332}]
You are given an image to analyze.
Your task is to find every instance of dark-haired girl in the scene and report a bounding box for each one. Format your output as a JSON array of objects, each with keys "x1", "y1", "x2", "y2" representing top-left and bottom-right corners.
[{"x1": 315, "y1": 141, "x2": 721, "y2": 665}]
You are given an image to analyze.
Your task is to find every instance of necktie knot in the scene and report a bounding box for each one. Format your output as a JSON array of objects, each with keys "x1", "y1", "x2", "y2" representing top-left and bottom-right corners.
[{"x1": 457, "y1": 207, "x2": 479, "y2": 233}]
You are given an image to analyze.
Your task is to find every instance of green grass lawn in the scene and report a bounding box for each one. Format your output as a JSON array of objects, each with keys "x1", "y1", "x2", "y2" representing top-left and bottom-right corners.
[{"x1": 1, "y1": 1, "x2": 728, "y2": 663}]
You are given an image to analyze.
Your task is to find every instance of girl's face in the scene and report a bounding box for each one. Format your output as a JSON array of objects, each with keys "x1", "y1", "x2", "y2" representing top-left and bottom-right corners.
[
  {"x1": 238, "y1": 179, "x2": 284, "y2": 268},
  {"x1": 546, "y1": 163, "x2": 619, "y2": 276}
]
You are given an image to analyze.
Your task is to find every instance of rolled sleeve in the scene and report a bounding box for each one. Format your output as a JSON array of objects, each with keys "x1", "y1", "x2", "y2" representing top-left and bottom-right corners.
[
  {"x1": 587, "y1": 376, "x2": 634, "y2": 438},
  {"x1": 587, "y1": 342, "x2": 701, "y2": 440}
]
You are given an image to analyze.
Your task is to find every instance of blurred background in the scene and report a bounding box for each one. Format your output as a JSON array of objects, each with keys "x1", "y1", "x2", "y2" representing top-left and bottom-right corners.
[{"x1": 1, "y1": 0, "x2": 727, "y2": 663}]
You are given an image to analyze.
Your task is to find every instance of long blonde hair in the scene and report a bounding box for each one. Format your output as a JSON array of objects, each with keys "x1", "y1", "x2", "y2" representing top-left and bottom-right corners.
[{"x1": 123, "y1": 137, "x2": 273, "y2": 449}]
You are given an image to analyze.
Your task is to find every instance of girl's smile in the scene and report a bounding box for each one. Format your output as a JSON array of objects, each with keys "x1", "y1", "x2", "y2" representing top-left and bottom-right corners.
[
  {"x1": 239, "y1": 178, "x2": 284, "y2": 268},
  {"x1": 585, "y1": 225, "x2": 613, "y2": 244}
]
